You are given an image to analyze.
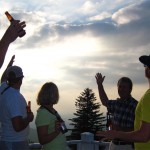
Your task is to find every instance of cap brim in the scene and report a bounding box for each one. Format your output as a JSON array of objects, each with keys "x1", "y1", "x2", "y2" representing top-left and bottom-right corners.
[{"x1": 139, "y1": 55, "x2": 150, "y2": 67}]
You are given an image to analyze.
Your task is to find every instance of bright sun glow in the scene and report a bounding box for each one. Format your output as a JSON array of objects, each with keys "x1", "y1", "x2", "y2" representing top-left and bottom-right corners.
[
  {"x1": 51, "y1": 35, "x2": 102, "y2": 57},
  {"x1": 2, "y1": 35, "x2": 102, "y2": 80}
]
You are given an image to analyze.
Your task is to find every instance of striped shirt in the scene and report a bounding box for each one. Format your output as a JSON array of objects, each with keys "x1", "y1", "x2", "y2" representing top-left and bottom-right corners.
[{"x1": 107, "y1": 97, "x2": 138, "y2": 128}]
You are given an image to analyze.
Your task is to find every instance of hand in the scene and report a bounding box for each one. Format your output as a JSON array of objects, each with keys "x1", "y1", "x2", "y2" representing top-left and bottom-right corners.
[
  {"x1": 95, "y1": 73, "x2": 105, "y2": 85},
  {"x1": 27, "y1": 112, "x2": 34, "y2": 122},
  {"x1": 17, "y1": 21, "x2": 26, "y2": 38},
  {"x1": 3, "y1": 20, "x2": 26, "y2": 43},
  {"x1": 55, "y1": 120, "x2": 61, "y2": 133}
]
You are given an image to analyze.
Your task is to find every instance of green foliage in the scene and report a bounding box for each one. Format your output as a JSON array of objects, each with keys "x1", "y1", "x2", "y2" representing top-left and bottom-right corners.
[{"x1": 69, "y1": 88, "x2": 106, "y2": 139}]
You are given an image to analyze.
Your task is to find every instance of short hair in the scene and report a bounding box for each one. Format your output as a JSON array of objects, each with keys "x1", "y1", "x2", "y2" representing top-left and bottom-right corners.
[
  {"x1": 117, "y1": 77, "x2": 133, "y2": 90},
  {"x1": 36, "y1": 82, "x2": 59, "y2": 106}
]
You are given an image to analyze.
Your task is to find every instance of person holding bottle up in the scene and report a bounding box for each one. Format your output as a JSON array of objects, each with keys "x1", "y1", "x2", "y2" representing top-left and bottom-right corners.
[
  {"x1": 0, "y1": 57, "x2": 34, "y2": 149},
  {"x1": 0, "y1": 11, "x2": 26, "y2": 69}
]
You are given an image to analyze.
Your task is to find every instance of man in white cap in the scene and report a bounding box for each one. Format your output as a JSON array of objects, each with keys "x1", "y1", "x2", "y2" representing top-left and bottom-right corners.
[
  {"x1": 0, "y1": 65, "x2": 34, "y2": 150},
  {"x1": 96, "y1": 55, "x2": 150, "y2": 150}
]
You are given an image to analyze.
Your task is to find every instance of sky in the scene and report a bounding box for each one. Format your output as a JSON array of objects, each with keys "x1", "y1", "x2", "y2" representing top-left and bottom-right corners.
[{"x1": 0, "y1": 0, "x2": 150, "y2": 129}]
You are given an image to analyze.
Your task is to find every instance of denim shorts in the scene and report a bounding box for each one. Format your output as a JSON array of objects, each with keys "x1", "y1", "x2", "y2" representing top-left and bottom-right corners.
[{"x1": 0, "y1": 140, "x2": 30, "y2": 150}]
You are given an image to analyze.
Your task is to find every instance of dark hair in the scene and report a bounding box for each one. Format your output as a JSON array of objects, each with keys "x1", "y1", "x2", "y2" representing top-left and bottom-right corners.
[
  {"x1": 36, "y1": 82, "x2": 59, "y2": 106},
  {"x1": 117, "y1": 77, "x2": 133, "y2": 90}
]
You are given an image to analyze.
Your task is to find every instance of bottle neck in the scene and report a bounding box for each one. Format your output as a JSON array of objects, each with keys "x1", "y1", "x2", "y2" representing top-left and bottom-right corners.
[{"x1": 5, "y1": 12, "x2": 15, "y2": 22}]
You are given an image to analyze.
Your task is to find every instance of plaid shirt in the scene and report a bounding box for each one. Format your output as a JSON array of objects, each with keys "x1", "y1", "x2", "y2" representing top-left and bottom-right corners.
[{"x1": 107, "y1": 97, "x2": 138, "y2": 128}]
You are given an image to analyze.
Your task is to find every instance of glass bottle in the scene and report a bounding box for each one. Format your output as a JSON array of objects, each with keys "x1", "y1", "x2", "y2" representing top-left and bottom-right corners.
[
  {"x1": 27, "y1": 101, "x2": 31, "y2": 113},
  {"x1": 5, "y1": 11, "x2": 14, "y2": 22},
  {"x1": 106, "y1": 112, "x2": 112, "y2": 130}
]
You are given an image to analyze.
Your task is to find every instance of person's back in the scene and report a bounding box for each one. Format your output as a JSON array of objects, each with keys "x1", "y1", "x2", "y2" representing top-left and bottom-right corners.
[
  {"x1": 0, "y1": 82, "x2": 29, "y2": 141},
  {"x1": 35, "y1": 82, "x2": 69, "y2": 150},
  {"x1": 0, "y1": 65, "x2": 34, "y2": 150},
  {"x1": 36, "y1": 107, "x2": 68, "y2": 150}
]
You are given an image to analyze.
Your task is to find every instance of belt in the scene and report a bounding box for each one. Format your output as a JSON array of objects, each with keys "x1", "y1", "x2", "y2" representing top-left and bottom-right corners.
[{"x1": 112, "y1": 140, "x2": 133, "y2": 145}]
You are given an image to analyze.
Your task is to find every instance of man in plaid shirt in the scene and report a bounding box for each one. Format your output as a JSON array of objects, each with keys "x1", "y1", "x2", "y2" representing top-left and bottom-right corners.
[{"x1": 95, "y1": 73, "x2": 138, "y2": 150}]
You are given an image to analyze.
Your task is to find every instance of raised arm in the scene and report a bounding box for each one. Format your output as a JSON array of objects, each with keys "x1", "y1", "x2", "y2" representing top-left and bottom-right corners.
[
  {"x1": 95, "y1": 73, "x2": 109, "y2": 107},
  {"x1": 0, "y1": 20, "x2": 26, "y2": 69},
  {"x1": 1, "y1": 55, "x2": 15, "y2": 83}
]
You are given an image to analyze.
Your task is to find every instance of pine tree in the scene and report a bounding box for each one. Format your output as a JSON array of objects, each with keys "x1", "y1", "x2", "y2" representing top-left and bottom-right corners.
[{"x1": 69, "y1": 88, "x2": 105, "y2": 139}]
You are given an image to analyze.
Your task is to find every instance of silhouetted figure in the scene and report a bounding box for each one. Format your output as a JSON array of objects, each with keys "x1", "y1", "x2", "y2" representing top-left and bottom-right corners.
[
  {"x1": 96, "y1": 55, "x2": 150, "y2": 150},
  {"x1": 0, "y1": 62, "x2": 34, "y2": 150},
  {"x1": 35, "y1": 82, "x2": 69, "y2": 150},
  {"x1": 95, "y1": 73, "x2": 138, "y2": 150}
]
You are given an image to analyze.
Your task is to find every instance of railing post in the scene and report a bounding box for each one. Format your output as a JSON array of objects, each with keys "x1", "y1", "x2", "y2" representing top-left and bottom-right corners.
[
  {"x1": 77, "y1": 142, "x2": 82, "y2": 150},
  {"x1": 81, "y1": 132, "x2": 94, "y2": 150}
]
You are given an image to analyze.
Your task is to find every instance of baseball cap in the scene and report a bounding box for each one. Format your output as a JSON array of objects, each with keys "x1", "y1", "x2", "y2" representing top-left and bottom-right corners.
[
  {"x1": 7, "y1": 65, "x2": 24, "y2": 79},
  {"x1": 139, "y1": 55, "x2": 150, "y2": 67}
]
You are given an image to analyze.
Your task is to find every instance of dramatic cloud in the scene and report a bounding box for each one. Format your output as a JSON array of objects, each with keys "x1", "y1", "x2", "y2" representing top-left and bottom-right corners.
[{"x1": 0, "y1": 0, "x2": 149, "y2": 130}]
